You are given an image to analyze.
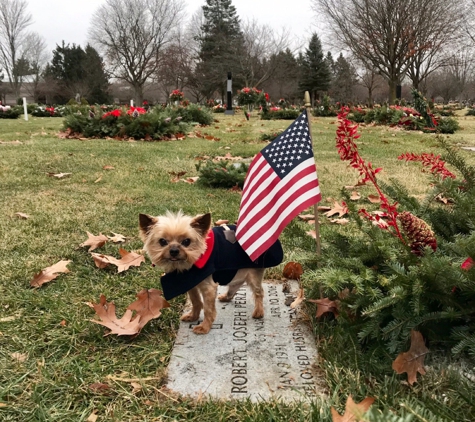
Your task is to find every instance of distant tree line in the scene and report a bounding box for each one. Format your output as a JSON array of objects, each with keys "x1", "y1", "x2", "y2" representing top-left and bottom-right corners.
[{"x1": 3, "y1": 0, "x2": 475, "y2": 105}]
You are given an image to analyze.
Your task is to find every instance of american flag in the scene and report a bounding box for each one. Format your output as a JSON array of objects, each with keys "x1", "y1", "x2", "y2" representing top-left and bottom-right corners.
[{"x1": 236, "y1": 109, "x2": 321, "y2": 261}]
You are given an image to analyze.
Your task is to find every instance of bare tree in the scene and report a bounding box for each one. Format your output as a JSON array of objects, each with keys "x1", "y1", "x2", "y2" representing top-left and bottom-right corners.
[
  {"x1": 0, "y1": 0, "x2": 32, "y2": 99},
  {"x1": 20, "y1": 32, "x2": 48, "y2": 102},
  {"x1": 312, "y1": 0, "x2": 467, "y2": 104},
  {"x1": 89, "y1": 0, "x2": 186, "y2": 105},
  {"x1": 238, "y1": 18, "x2": 292, "y2": 88},
  {"x1": 154, "y1": 28, "x2": 195, "y2": 101}
]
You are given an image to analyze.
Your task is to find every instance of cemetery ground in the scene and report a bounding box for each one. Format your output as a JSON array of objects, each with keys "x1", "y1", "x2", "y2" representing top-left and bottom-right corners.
[{"x1": 1, "y1": 112, "x2": 475, "y2": 421}]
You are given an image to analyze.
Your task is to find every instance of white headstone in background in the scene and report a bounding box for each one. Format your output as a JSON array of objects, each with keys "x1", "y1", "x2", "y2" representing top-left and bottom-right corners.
[
  {"x1": 166, "y1": 281, "x2": 324, "y2": 402},
  {"x1": 23, "y1": 97, "x2": 28, "y2": 121},
  {"x1": 130, "y1": 99, "x2": 134, "y2": 107}
]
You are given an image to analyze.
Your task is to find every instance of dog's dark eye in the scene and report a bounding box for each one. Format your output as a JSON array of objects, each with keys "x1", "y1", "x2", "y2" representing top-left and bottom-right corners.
[
  {"x1": 181, "y1": 238, "x2": 191, "y2": 247},
  {"x1": 158, "y1": 238, "x2": 168, "y2": 246}
]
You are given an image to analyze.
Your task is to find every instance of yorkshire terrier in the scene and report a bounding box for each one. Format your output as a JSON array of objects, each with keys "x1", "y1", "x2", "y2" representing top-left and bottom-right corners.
[{"x1": 139, "y1": 211, "x2": 283, "y2": 334}]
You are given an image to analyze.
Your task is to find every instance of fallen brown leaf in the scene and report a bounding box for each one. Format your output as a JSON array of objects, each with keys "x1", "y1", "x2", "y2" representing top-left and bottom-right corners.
[
  {"x1": 290, "y1": 288, "x2": 305, "y2": 309},
  {"x1": 107, "y1": 233, "x2": 126, "y2": 243},
  {"x1": 392, "y1": 330, "x2": 429, "y2": 385},
  {"x1": 330, "y1": 218, "x2": 350, "y2": 225},
  {"x1": 331, "y1": 395, "x2": 375, "y2": 422},
  {"x1": 30, "y1": 260, "x2": 71, "y2": 287},
  {"x1": 14, "y1": 212, "x2": 29, "y2": 219},
  {"x1": 350, "y1": 191, "x2": 361, "y2": 201},
  {"x1": 88, "y1": 295, "x2": 142, "y2": 336},
  {"x1": 127, "y1": 289, "x2": 170, "y2": 330},
  {"x1": 80, "y1": 232, "x2": 109, "y2": 252},
  {"x1": 47, "y1": 172, "x2": 72, "y2": 179},
  {"x1": 324, "y1": 201, "x2": 348, "y2": 217},
  {"x1": 367, "y1": 194, "x2": 381, "y2": 204},
  {"x1": 307, "y1": 297, "x2": 339, "y2": 318}
]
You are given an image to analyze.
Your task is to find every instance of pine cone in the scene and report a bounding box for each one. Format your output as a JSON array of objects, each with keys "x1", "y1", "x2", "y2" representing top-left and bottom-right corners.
[{"x1": 398, "y1": 211, "x2": 437, "y2": 255}]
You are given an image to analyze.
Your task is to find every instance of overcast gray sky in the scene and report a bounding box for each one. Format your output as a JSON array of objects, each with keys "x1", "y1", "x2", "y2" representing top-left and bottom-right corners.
[{"x1": 26, "y1": 0, "x2": 318, "y2": 55}]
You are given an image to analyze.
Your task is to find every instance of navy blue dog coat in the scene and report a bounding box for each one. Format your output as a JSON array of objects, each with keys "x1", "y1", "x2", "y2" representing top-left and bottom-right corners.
[{"x1": 160, "y1": 225, "x2": 283, "y2": 300}]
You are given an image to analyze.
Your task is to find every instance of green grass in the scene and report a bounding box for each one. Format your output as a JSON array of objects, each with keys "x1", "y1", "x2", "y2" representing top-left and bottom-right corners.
[{"x1": 1, "y1": 114, "x2": 474, "y2": 421}]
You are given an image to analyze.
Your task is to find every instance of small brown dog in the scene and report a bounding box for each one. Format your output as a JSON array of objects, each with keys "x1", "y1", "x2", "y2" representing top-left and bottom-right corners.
[{"x1": 139, "y1": 211, "x2": 283, "y2": 334}]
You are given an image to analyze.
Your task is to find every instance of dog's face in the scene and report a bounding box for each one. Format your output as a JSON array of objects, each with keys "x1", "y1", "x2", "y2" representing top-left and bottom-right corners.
[{"x1": 139, "y1": 211, "x2": 211, "y2": 273}]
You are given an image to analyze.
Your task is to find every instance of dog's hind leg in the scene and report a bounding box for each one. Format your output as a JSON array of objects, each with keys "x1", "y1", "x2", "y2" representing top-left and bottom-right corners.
[
  {"x1": 217, "y1": 269, "x2": 247, "y2": 302},
  {"x1": 246, "y1": 268, "x2": 265, "y2": 319},
  {"x1": 180, "y1": 286, "x2": 202, "y2": 322}
]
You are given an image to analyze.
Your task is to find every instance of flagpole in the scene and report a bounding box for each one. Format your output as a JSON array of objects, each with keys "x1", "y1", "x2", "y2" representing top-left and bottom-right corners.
[{"x1": 304, "y1": 91, "x2": 322, "y2": 259}]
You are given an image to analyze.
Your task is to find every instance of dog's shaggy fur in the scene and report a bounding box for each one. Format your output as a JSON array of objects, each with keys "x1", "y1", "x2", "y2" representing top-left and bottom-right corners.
[{"x1": 139, "y1": 211, "x2": 266, "y2": 334}]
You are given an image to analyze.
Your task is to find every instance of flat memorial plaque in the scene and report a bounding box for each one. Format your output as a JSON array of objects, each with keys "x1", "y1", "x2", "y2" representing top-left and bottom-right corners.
[{"x1": 166, "y1": 281, "x2": 323, "y2": 402}]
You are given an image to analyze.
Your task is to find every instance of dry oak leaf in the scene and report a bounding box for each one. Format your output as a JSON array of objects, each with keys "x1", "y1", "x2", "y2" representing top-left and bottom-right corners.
[
  {"x1": 169, "y1": 171, "x2": 187, "y2": 182},
  {"x1": 30, "y1": 260, "x2": 71, "y2": 287},
  {"x1": 324, "y1": 201, "x2": 348, "y2": 218},
  {"x1": 91, "y1": 248, "x2": 145, "y2": 273},
  {"x1": 308, "y1": 297, "x2": 339, "y2": 319},
  {"x1": 330, "y1": 218, "x2": 350, "y2": 225},
  {"x1": 283, "y1": 262, "x2": 303, "y2": 280},
  {"x1": 107, "y1": 233, "x2": 126, "y2": 243},
  {"x1": 103, "y1": 165, "x2": 114, "y2": 170},
  {"x1": 88, "y1": 294, "x2": 142, "y2": 336},
  {"x1": 331, "y1": 395, "x2": 375, "y2": 422},
  {"x1": 306, "y1": 229, "x2": 317, "y2": 239},
  {"x1": 392, "y1": 330, "x2": 429, "y2": 385},
  {"x1": 290, "y1": 287, "x2": 305, "y2": 309},
  {"x1": 350, "y1": 191, "x2": 361, "y2": 201},
  {"x1": 15, "y1": 212, "x2": 29, "y2": 219},
  {"x1": 47, "y1": 172, "x2": 72, "y2": 179},
  {"x1": 80, "y1": 232, "x2": 109, "y2": 251},
  {"x1": 298, "y1": 213, "x2": 315, "y2": 221},
  {"x1": 89, "y1": 289, "x2": 169, "y2": 335},
  {"x1": 367, "y1": 194, "x2": 381, "y2": 204},
  {"x1": 127, "y1": 288, "x2": 170, "y2": 330}
]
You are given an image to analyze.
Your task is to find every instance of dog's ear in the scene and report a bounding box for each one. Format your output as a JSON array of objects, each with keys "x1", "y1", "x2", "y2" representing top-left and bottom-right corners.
[
  {"x1": 139, "y1": 214, "x2": 158, "y2": 239},
  {"x1": 190, "y1": 213, "x2": 211, "y2": 237}
]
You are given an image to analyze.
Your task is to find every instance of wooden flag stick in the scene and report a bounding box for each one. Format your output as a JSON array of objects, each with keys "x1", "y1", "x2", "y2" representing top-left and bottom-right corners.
[{"x1": 304, "y1": 91, "x2": 322, "y2": 258}]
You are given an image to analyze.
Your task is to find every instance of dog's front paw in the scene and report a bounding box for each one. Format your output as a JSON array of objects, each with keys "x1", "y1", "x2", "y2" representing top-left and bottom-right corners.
[
  {"x1": 181, "y1": 312, "x2": 200, "y2": 322},
  {"x1": 192, "y1": 323, "x2": 211, "y2": 334}
]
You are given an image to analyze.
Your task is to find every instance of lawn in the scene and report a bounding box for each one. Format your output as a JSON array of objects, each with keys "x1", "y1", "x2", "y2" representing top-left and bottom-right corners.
[{"x1": 1, "y1": 112, "x2": 474, "y2": 421}]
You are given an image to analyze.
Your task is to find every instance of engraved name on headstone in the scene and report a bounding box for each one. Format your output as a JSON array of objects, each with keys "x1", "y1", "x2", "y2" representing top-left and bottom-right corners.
[{"x1": 166, "y1": 281, "x2": 323, "y2": 402}]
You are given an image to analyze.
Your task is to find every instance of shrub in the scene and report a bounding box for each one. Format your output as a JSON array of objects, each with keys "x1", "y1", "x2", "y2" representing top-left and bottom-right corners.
[
  {"x1": 0, "y1": 107, "x2": 21, "y2": 119},
  {"x1": 313, "y1": 95, "x2": 338, "y2": 117},
  {"x1": 308, "y1": 108, "x2": 475, "y2": 358},
  {"x1": 437, "y1": 116, "x2": 460, "y2": 134},
  {"x1": 466, "y1": 107, "x2": 475, "y2": 116},
  {"x1": 260, "y1": 130, "x2": 282, "y2": 141},
  {"x1": 172, "y1": 104, "x2": 214, "y2": 126},
  {"x1": 196, "y1": 160, "x2": 248, "y2": 188},
  {"x1": 62, "y1": 106, "x2": 191, "y2": 140},
  {"x1": 237, "y1": 87, "x2": 261, "y2": 107}
]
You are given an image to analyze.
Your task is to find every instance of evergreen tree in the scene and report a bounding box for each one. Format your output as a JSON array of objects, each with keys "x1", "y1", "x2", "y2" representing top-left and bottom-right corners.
[
  {"x1": 330, "y1": 53, "x2": 358, "y2": 103},
  {"x1": 45, "y1": 42, "x2": 110, "y2": 104},
  {"x1": 195, "y1": 0, "x2": 245, "y2": 101},
  {"x1": 266, "y1": 48, "x2": 300, "y2": 102},
  {"x1": 298, "y1": 33, "x2": 331, "y2": 104},
  {"x1": 83, "y1": 45, "x2": 111, "y2": 104}
]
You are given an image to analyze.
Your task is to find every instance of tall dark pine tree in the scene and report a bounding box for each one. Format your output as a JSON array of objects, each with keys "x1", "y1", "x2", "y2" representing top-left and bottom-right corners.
[
  {"x1": 330, "y1": 53, "x2": 358, "y2": 103},
  {"x1": 298, "y1": 33, "x2": 331, "y2": 105},
  {"x1": 83, "y1": 45, "x2": 110, "y2": 104},
  {"x1": 195, "y1": 0, "x2": 245, "y2": 101},
  {"x1": 45, "y1": 42, "x2": 109, "y2": 104}
]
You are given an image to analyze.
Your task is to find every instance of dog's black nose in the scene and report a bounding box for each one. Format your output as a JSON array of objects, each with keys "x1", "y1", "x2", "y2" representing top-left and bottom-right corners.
[{"x1": 169, "y1": 247, "x2": 180, "y2": 257}]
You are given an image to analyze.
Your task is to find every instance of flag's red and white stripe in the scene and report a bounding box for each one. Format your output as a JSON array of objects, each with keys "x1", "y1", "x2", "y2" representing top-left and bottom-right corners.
[{"x1": 236, "y1": 153, "x2": 321, "y2": 261}]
